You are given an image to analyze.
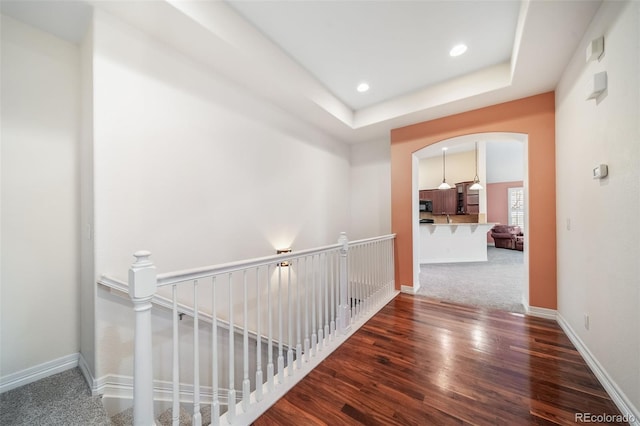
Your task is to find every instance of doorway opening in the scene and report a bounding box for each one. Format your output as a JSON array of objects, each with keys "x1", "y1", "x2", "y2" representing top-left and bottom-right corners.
[{"x1": 411, "y1": 132, "x2": 529, "y2": 313}]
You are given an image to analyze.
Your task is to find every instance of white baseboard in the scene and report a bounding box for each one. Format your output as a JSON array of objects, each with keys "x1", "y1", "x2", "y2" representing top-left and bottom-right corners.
[
  {"x1": 556, "y1": 313, "x2": 640, "y2": 426},
  {"x1": 0, "y1": 353, "x2": 79, "y2": 394},
  {"x1": 526, "y1": 305, "x2": 557, "y2": 320},
  {"x1": 78, "y1": 353, "x2": 100, "y2": 396},
  {"x1": 401, "y1": 284, "x2": 419, "y2": 294}
]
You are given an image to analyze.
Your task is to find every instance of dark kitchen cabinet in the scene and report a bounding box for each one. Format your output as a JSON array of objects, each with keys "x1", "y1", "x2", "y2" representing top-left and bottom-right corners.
[
  {"x1": 456, "y1": 181, "x2": 480, "y2": 214},
  {"x1": 422, "y1": 188, "x2": 456, "y2": 215}
]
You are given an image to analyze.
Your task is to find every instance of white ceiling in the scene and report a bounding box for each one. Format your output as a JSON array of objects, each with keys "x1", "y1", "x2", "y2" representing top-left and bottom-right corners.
[
  {"x1": 227, "y1": 0, "x2": 521, "y2": 110},
  {"x1": 1, "y1": 0, "x2": 602, "y2": 144}
]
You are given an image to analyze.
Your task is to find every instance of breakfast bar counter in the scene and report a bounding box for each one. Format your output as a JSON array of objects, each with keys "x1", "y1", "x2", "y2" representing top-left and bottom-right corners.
[{"x1": 419, "y1": 222, "x2": 496, "y2": 264}]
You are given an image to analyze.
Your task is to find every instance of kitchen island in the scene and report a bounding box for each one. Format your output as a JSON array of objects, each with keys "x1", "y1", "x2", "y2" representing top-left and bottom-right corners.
[{"x1": 419, "y1": 222, "x2": 496, "y2": 264}]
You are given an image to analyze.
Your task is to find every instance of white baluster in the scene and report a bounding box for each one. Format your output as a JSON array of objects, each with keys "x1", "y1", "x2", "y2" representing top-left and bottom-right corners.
[
  {"x1": 329, "y1": 252, "x2": 336, "y2": 339},
  {"x1": 366, "y1": 243, "x2": 371, "y2": 310},
  {"x1": 360, "y1": 244, "x2": 369, "y2": 316},
  {"x1": 303, "y1": 257, "x2": 310, "y2": 362},
  {"x1": 211, "y1": 277, "x2": 220, "y2": 426},
  {"x1": 338, "y1": 233, "x2": 350, "y2": 334},
  {"x1": 172, "y1": 286, "x2": 179, "y2": 426},
  {"x1": 380, "y1": 241, "x2": 385, "y2": 299},
  {"x1": 255, "y1": 268, "x2": 263, "y2": 402},
  {"x1": 391, "y1": 238, "x2": 396, "y2": 292},
  {"x1": 311, "y1": 255, "x2": 317, "y2": 356},
  {"x1": 346, "y1": 241, "x2": 352, "y2": 322},
  {"x1": 317, "y1": 254, "x2": 323, "y2": 352},
  {"x1": 295, "y1": 258, "x2": 302, "y2": 369},
  {"x1": 375, "y1": 241, "x2": 380, "y2": 304},
  {"x1": 267, "y1": 265, "x2": 274, "y2": 392},
  {"x1": 277, "y1": 265, "x2": 284, "y2": 384},
  {"x1": 192, "y1": 281, "x2": 201, "y2": 426},
  {"x1": 128, "y1": 250, "x2": 157, "y2": 426},
  {"x1": 242, "y1": 270, "x2": 250, "y2": 412},
  {"x1": 287, "y1": 261, "x2": 294, "y2": 378},
  {"x1": 358, "y1": 244, "x2": 368, "y2": 316},
  {"x1": 367, "y1": 242, "x2": 377, "y2": 312},
  {"x1": 354, "y1": 246, "x2": 359, "y2": 319},
  {"x1": 227, "y1": 273, "x2": 235, "y2": 422},
  {"x1": 365, "y1": 244, "x2": 370, "y2": 311},
  {"x1": 323, "y1": 252, "x2": 329, "y2": 344},
  {"x1": 375, "y1": 243, "x2": 379, "y2": 299},
  {"x1": 383, "y1": 241, "x2": 387, "y2": 294},
  {"x1": 383, "y1": 240, "x2": 387, "y2": 291}
]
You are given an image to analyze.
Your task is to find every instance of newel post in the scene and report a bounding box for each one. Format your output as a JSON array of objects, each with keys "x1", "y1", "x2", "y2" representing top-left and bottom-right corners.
[
  {"x1": 338, "y1": 232, "x2": 351, "y2": 334},
  {"x1": 128, "y1": 251, "x2": 157, "y2": 426}
]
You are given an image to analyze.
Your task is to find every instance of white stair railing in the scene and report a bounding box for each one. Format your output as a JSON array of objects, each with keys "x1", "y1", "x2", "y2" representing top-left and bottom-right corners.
[{"x1": 117, "y1": 232, "x2": 396, "y2": 426}]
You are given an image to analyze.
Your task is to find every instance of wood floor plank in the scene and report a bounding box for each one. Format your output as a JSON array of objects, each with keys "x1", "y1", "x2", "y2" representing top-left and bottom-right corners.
[{"x1": 253, "y1": 295, "x2": 624, "y2": 425}]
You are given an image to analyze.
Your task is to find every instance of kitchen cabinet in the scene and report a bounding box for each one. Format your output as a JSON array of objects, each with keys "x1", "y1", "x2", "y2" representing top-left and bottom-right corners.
[
  {"x1": 422, "y1": 188, "x2": 456, "y2": 215},
  {"x1": 456, "y1": 181, "x2": 479, "y2": 214}
]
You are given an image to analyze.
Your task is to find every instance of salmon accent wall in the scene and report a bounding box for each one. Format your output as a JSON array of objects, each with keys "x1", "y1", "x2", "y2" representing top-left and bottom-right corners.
[
  {"x1": 487, "y1": 181, "x2": 524, "y2": 243},
  {"x1": 391, "y1": 92, "x2": 557, "y2": 310}
]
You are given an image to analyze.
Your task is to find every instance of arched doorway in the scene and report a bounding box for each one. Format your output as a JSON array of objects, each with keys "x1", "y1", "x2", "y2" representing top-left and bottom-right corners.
[
  {"x1": 390, "y1": 92, "x2": 557, "y2": 313},
  {"x1": 412, "y1": 133, "x2": 529, "y2": 312}
]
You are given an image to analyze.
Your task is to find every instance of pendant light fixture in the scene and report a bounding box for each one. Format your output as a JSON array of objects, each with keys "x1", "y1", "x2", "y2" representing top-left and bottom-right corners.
[
  {"x1": 469, "y1": 142, "x2": 483, "y2": 190},
  {"x1": 438, "y1": 147, "x2": 451, "y2": 190}
]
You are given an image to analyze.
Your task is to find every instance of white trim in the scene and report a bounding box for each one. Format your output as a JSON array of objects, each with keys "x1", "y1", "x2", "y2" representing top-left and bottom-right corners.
[
  {"x1": 78, "y1": 353, "x2": 99, "y2": 396},
  {"x1": 225, "y1": 289, "x2": 399, "y2": 425},
  {"x1": 97, "y1": 290, "x2": 400, "y2": 422},
  {"x1": 98, "y1": 374, "x2": 236, "y2": 417},
  {"x1": 0, "y1": 353, "x2": 79, "y2": 394},
  {"x1": 401, "y1": 284, "x2": 419, "y2": 294},
  {"x1": 526, "y1": 305, "x2": 557, "y2": 320},
  {"x1": 556, "y1": 313, "x2": 640, "y2": 426}
]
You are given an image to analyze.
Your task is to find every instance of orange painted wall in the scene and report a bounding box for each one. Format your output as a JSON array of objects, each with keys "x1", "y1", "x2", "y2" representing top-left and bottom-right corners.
[
  {"x1": 390, "y1": 92, "x2": 557, "y2": 310},
  {"x1": 486, "y1": 181, "x2": 523, "y2": 243}
]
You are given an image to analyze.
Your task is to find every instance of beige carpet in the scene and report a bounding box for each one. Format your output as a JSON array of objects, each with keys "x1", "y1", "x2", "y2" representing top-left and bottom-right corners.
[
  {"x1": 416, "y1": 246, "x2": 525, "y2": 313},
  {"x1": 0, "y1": 368, "x2": 109, "y2": 426}
]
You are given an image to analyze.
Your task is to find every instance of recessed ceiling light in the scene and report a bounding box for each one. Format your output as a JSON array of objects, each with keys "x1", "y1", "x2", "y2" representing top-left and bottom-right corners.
[
  {"x1": 357, "y1": 82, "x2": 370, "y2": 93},
  {"x1": 449, "y1": 44, "x2": 468, "y2": 57}
]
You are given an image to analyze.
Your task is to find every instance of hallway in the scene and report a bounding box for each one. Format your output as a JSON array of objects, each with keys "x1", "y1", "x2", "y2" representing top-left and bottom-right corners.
[
  {"x1": 417, "y1": 246, "x2": 525, "y2": 313},
  {"x1": 255, "y1": 294, "x2": 625, "y2": 425}
]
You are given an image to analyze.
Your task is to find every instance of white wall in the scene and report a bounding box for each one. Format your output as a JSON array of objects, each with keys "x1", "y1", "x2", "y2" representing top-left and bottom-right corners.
[
  {"x1": 0, "y1": 15, "x2": 80, "y2": 376},
  {"x1": 486, "y1": 141, "x2": 524, "y2": 183},
  {"x1": 91, "y1": 10, "x2": 351, "y2": 378},
  {"x1": 556, "y1": 0, "x2": 639, "y2": 416},
  {"x1": 79, "y1": 23, "x2": 96, "y2": 376},
  {"x1": 349, "y1": 139, "x2": 391, "y2": 239}
]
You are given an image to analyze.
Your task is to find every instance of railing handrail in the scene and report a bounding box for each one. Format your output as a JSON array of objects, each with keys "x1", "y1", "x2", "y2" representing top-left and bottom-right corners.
[
  {"x1": 100, "y1": 234, "x2": 396, "y2": 289},
  {"x1": 105, "y1": 232, "x2": 397, "y2": 425},
  {"x1": 157, "y1": 242, "x2": 341, "y2": 287},
  {"x1": 157, "y1": 234, "x2": 395, "y2": 287}
]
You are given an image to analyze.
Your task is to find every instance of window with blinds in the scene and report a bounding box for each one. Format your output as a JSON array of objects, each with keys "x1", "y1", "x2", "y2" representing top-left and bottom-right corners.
[{"x1": 508, "y1": 187, "x2": 525, "y2": 230}]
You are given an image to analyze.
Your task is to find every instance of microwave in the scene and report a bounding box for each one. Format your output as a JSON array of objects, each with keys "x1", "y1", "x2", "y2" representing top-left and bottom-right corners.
[{"x1": 419, "y1": 200, "x2": 432, "y2": 212}]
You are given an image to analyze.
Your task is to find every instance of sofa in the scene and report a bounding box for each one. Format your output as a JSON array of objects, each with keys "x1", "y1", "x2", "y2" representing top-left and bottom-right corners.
[{"x1": 490, "y1": 225, "x2": 523, "y2": 250}]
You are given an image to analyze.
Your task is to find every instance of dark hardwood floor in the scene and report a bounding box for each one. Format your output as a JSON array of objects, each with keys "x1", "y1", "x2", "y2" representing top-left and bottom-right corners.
[{"x1": 254, "y1": 294, "x2": 625, "y2": 425}]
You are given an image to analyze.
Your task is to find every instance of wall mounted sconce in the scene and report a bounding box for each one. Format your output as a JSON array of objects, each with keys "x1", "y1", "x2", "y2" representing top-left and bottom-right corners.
[
  {"x1": 277, "y1": 248, "x2": 292, "y2": 267},
  {"x1": 587, "y1": 71, "x2": 607, "y2": 100},
  {"x1": 586, "y1": 36, "x2": 604, "y2": 62}
]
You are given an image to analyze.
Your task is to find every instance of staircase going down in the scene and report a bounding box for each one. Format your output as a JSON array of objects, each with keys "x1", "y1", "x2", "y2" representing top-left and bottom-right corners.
[{"x1": 0, "y1": 368, "x2": 110, "y2": 426}]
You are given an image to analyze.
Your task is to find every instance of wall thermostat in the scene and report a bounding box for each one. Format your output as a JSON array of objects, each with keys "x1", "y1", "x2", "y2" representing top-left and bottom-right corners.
[{"x1": 593, "y1": 164, "x2": 608, "y2": 179}]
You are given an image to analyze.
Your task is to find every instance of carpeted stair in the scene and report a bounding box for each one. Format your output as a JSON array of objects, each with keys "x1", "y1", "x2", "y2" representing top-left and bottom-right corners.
[
  {"x1": 0, "y1": 368, "x2": 110, "y2": 426},
  {"x1": 0, "y1": 367, "x2": 218, "y2": 426},
  {"x1": 111, "y1": 404, "x2": 213, "y2": 426}
]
